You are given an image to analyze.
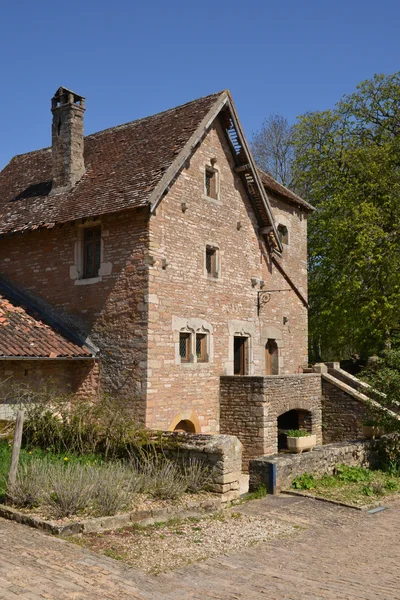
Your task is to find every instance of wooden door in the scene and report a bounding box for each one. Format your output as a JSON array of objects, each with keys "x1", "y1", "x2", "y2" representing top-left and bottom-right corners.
[
  {"x1": 265, "y1": 339, "x2": 278, "y2": 375},
  {"x1": 234, "y1": 337, "x2": 247, "y2": 375}
]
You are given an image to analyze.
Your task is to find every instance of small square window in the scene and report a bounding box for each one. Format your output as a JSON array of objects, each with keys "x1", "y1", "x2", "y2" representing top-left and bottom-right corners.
[
  {"x1": 83, "y1": 226, "x2": 101, "y2": 278},
  {"x1": 196, "y1": 334, "x2": 207, "y2": 362},
  {"x1": 206, "y1": 246, "x2": 218, "y2": 278},
  {"x1": 179, "y1": 332, "x2": 190, "y2": 362},
  {"x1": 205, "y1": 168, "x2": 217, "y2": 199}
]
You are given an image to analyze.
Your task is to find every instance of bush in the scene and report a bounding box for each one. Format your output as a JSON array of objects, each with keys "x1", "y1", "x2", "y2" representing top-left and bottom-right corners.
[
  {"x1": 46, "y1": 463, "x2": 97, "y2": 519},
  {"x1": 15, "y1": 387, "x2": 153, "y2": 459},
  {"x1": 181, "y1": 457, "x2": 213, "y2": 493},
  {"x1": 6, "y1": 460, "x2": 50, "y2": 508},
  {"x1": 287, "y1": 429, "x2": 311, "y2": 438},
  {"x1": 91, "y1": 462, "x2": 133, "y2": 517},
  {"x1": 377, "y1": 433, "x2": 400, "y2": 474}
]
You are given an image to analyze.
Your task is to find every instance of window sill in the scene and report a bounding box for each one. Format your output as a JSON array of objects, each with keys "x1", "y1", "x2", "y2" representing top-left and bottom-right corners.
[
  {"x1": 201, "y1": 194, "x2": 222, "y2": 206},
  {"x1": 74, "y1": 276, "x2": 102, "y2": 286}
]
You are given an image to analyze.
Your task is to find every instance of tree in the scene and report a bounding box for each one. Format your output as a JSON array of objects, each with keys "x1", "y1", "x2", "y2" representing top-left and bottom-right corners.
[
  {"x1": 293, "y1": 73, "x2": 400, "y2": 361},
  {"x1": 251, "y1": 114, "x2": 296, "y2": 188}
]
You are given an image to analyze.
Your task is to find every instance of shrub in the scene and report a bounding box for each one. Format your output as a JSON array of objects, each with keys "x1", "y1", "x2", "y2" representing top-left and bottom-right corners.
[
  {"x1": 91, "y1": 462, "x2": 133, "y2": 517},
  {"x1": 291, "y1": 473, "x2": 316, "y2": 490},
  {"x1": 333, "y1": 464, "x2": 371, "y2": 483},
  {"x1": 377, "y1": 432, "x2": 400, "y2": 473},
  {"x1": 46, "y1": 463, "x2": 97, "y2": 519},
  {"x1": 287, "y1": 429, "x2": 311, "y2": 438},
  {"x1": 6, "y1": 460, "x2": 50, "y2": 508},
  {"x1": 181, "y1": 457, "x2": 213, "y2": 493},
  {"x1": 16, "y1": 387, "x2": 153, "y2": 460}
]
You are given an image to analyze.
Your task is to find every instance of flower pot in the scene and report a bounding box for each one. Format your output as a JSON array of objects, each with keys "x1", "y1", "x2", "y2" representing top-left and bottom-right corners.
[
  {"x1": 287, "y1": 434, "x2": 316, "y2": 453},
  {"x1": 362, "y1": 425, "x2": 384, "y2": 439}
]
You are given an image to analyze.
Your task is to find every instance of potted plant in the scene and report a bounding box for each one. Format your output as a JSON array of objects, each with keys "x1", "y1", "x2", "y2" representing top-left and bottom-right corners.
[
  {"x1": 362, "y1": 419, "x2": 384, "y2": 439},
  {"x1": 286, "y1": 429, "x2": 317, "y2": 453}
]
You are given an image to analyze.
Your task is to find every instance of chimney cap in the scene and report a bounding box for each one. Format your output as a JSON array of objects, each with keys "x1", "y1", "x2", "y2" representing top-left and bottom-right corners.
[{"x1": 51, "y1": 86, "x2": 85, "y2": 110}]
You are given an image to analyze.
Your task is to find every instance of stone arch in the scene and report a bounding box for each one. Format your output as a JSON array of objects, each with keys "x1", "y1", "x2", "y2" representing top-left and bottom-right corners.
[
  {"x1": 168, "y1": 410, "x2": 201, "y2": 434},
  {"x1": 277, "y1": 408, "x2": 312, "y2": 451}
]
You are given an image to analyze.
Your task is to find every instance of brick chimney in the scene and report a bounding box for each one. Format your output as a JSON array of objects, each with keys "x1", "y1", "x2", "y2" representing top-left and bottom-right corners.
[{"x1": 50, "y1": 87, "x2": 85, "y2": 194}]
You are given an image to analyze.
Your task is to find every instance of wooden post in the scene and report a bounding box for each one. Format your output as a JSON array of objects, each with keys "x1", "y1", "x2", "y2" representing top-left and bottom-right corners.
[{"x1": 7, "y1": 410, "x2": 24, "y2": 490}]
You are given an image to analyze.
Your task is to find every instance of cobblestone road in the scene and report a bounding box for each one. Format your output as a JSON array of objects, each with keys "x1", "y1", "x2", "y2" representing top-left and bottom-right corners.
[{"x1": 0, "y1": 495, "x2": 399, "y2": 599}]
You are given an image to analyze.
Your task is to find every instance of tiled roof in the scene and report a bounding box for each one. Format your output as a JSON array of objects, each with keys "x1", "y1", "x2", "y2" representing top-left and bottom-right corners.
[
  {"x1": 0, "y1": 92, "x2": 224, "y2": 236},
  {"x1": 258, "y1": 169, "x2": 315, "y2": 212},
  {"x1": 0, "y1": 281, "x2": 94, "y2": 358}
]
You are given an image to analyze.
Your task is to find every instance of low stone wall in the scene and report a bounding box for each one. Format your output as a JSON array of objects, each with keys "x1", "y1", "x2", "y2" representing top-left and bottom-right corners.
[
  {"x1": 220, "y1": 374, "x2": 322, "y2": 471},
  {"x1": 159, "y1": 432, "x2": 242, "y2": 504},
  {"x1": 249, "y1": 440, "x2": 378, "y2": 493}
]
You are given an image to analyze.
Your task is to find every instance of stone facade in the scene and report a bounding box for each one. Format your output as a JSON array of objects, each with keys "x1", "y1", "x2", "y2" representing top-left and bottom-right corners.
[
  {"x1": 249, "y1": 440, "x2": 378, "y2": 492},
  {"x1": 0, "y1": 209, "x2": 150, "y2": 421},
  {"x1": 0, "y1": 92, "x2": 310, "y2": 436},
  {"x1": 146, "y1": 120, "x2": 309, "y2": 433},
  {"x1": 220, "y1": 374, "x2": 322, "y2": 469},
  {"x1": 0, "y1": 360, "x2": 100, "y2": 419}
]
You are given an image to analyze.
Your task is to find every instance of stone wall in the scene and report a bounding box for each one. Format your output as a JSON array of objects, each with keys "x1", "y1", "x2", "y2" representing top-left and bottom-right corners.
[
  {"x1": 0, "y1": 360, "x2": 100, "y2": 419},
  {"x1": 0, "y1": 208, "x2": 150, "y2": 421},
  {"x1": 249, "y1": 440, "x2": 378, "y2": 492},
  {"x1": 321, "y1": 375, "x2": 367, "y2": 443},
  {"x1": 220, "y1": 374, "x2": 322, "y2": 470},
  {"x1": 145, "y1": 118, "x2": 309, "y2": 434},
  {"x1": 159, "y1": 432, "x2": 242, "y2": 504}
]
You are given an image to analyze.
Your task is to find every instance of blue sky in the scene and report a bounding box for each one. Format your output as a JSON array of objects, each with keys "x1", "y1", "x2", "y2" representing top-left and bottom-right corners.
[{"x1": 1, "y1": 0, "x2": 399, "y2": 170}]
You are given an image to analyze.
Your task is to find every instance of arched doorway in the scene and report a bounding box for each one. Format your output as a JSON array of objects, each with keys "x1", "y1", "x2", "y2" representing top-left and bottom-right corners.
[
  {"x1": 173, "y1": 419, "x2": 196, "y2": 433},
  {"x1": 277, "y1": 409, "x2": 312, "y2": 451},
  {"x1": 265, "y1": 339, "x2": 279, "y2": 375}
]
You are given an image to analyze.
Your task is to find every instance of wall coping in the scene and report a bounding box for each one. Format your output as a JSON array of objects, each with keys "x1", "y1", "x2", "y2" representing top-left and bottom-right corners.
[{"x1": 220, "y1": 373, "x2": 321, "y2": 381}]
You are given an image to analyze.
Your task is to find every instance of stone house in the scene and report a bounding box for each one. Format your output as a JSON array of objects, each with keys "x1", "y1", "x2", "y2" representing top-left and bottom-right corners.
[{"x1": 0, "y1": 86, "x2": 315, "y2": 438}]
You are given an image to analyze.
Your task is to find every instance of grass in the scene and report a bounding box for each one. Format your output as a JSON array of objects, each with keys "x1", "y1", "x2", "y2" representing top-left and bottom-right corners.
[
  {"x1": 290, "y1": 464, "x2": 400, "y2": 506},
  {"x1": 0, "y1": 439, "x2": 102, "y2": 497}
]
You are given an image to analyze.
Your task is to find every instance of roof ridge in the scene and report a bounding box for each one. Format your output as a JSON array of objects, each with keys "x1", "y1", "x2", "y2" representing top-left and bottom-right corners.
[
  {"x1": 4, "y1": 91, "x2": 226, "y2": 166},
  {"x1": 86, "y1": 90, "x2": 226, "y2": 141}
]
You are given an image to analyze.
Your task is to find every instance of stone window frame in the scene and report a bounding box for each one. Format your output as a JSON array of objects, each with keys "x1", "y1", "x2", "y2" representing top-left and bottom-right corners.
[
  {"x1": 70, "y1": 220, "x2": 112, "y2": 286},
  {"x1": 275, "y1": 215, "x2": 291, "y2": 248},
  {"x1": 172, "y1": 317, "x2": 213, "y2": 366},
  {"x1": 201, "y1": 163, "x2": 222, "y2": 205},
  {"x1": 226, "y1": 320, "x2": 255, "y2": 376},
  {"x1": 205, "y1": 244, "x2": 221, "y2": 279}
]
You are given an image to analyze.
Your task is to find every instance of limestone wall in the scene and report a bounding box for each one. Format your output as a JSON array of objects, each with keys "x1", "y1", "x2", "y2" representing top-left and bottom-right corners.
[
  {"x1": 249, "y1": 440, "x2": 378, "y2": 492},
  {"x1": 220, "y1": 374, "x2": 322, "y2": 470},
  {"x1": 159, "y1": 432, "x2": 242, "y2": 504}
]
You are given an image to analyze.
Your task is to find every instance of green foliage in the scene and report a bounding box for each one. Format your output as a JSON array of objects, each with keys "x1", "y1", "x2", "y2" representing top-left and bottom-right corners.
[
  {"x1": 245, "y1": 484, "x2": 267, "y2": 500},
  {"x1": 333, "y1": 464, "x2": 371, "y2": 483},
  {"x1": 377, "y1": 432, "x2": 400, "y2": 473},
  {"x1": 18, "y1": 388, "x2": 153, "y2": 459},
  {"x1": 292, "y1": 72, "x2": 400, "y2": 360},
  {"x1": 291, "y1": 473, "x2": 316, "y2": 490},
  {"x1": 286, "y1": 429, "x2": 311, "y2": 438}
]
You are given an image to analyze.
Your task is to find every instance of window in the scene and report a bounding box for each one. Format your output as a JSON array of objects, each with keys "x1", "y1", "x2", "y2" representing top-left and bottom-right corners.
[
  {"x1": 179, "y1": 332, "x2": 190, "y2": 363},
  {"x1": 206, "y1": 246, "x2": 218, "y2": 278},
  {"x1": 265, "y1": 339, "x2": 279, "y2": 375},
  {"x1": 277, "y1": 224, "x2": 289, "y2": 245},
  {"x1": 205, "y1": 168, "x2": 217, "y2": 199},
  {"x1": 234, "y1": 336, "x2": 248, "y2": 375},
  {"x1": 196, "y1": 333, "x2": 207, "y2": 362},
  {"x1": 83, "y1": 226, "x2": 101, "y2": 278}
]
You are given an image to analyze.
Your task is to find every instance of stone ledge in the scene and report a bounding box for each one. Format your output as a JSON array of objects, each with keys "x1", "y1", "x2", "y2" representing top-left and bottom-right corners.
[{"x1": 0, "y1": 496, "x2": 223, "y2": 537}]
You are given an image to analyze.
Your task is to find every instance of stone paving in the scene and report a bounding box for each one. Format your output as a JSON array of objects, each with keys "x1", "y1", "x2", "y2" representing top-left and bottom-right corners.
[{"x1": 0, "y1": 495, "x2": 399, "y2": 599}]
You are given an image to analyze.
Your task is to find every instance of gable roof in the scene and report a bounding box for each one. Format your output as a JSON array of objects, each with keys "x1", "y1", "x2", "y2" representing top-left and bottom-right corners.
[
  {"x1": 0, "y1": 280, "x2": 95, "y2": 359},
  {"x1": 0, "y1": 90, "x2": 281, "y2": 249},
  {"x1": 258, "y1": 169, "x2": 315, "y2": 212}
]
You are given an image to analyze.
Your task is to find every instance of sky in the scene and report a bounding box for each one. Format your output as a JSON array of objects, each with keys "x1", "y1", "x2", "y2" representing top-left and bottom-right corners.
[{"x1": 1, "y1": 0, "x2": 399, "y2": 170}]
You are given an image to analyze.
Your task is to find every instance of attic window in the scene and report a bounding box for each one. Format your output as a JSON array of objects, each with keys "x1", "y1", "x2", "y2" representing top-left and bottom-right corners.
[
  {"x1": 205, "y1": 168, "x2": 217, "y2": 199},
  {"x1": 83, "y1": 226, "x2": 101, "y2": 278},
  {"x1": 278, "y1": 224, "x2": 289, "y2": 245}
]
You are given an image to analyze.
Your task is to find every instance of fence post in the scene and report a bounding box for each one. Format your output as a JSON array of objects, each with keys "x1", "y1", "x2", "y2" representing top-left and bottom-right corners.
[{"x1": 7, "y1": 410, "x2": 25, "y2": 491}]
